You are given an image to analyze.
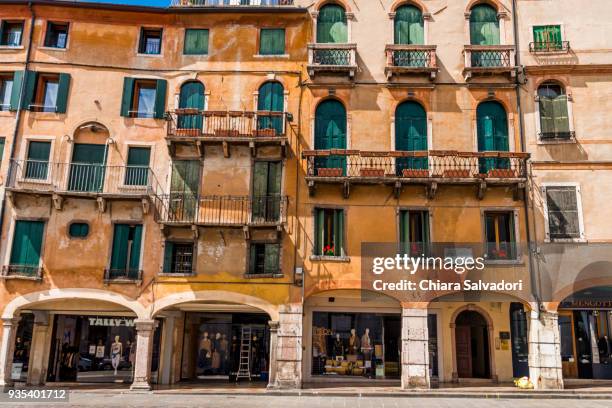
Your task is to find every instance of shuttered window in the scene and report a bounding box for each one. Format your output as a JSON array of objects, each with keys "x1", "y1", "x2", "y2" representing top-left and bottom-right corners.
[
  {"x1": 538, "y1": 82, "x2": 570, "y2": 140},
  {"x1": 484, "y1": 211, "x2": 516, "y2": 260},
  {"x1": 317, "y1": 4, "x2": 347, "y2": 43},
  {"x1": 9, "y1": 220, "x2": 44, "y2": 277},
  {"x1": 545, "y1": 186, "x2": 581, "y2": 240},
  {"x1": 533, "y1": 25, "x2": 562, "y2": 50},
  {"x1": 125, "y1": 146, "x2": 151, "y2": 186},
  {"x1": 109, "y1": 224, "x2": 143, "y2": 280},
  {"x1": 257, "y1": 81, "x2": 284, "y2": 135},
  {"x1": 249, "y1": 242, "x2": 281, "y2": 275},
  {"x1": 394, "y1": 5, "x2": 424, "y2": 45},
  {"x1": 120, "y1": 78, "x2": 167, "y2": 119},
  {"x1": 260, "y1": 29, "x2": 285, "y2": 55},
  {"x1": 184, "y1": 29, "x2": 209, "y2": 55},
  {"x1": 252, "y1": 161, "x2": 282, "y2": 222},
  {"x1": 470, "y1": 4, "x2": 500, "y2": 45},
  {"x1": 314, "y1": 208, "x2": 344, "y2": 257},
  {"x1": 20, "y1": 71, "x2": 70, "y2": 113},
  {"x1": 163, "y1": 242, "x2": 194, "y2": 274},
  {"x1": 25, "y1": 141, "x2": 51, "y2": 180},
  {"x1": 399, "y1": 210, "x2": 429, "y2": 256},
  {"x1": 0, "y1": 73, "x2": 13, "y2": 111}
]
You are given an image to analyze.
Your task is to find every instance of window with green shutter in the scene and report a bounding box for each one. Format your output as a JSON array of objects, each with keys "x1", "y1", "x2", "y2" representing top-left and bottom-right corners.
[
  {"x1": 109, "y1": 224, "x2": 143, "y2": 280},
  {"x1": 470, "y1": 5, "x2": 500, "y2": 46},
  {"x1": 394, "y1": 5, "x2": 424, "y2": 45},
  {"x1": 184, "y1": 29, "x2": 209, "y2": 55},
  {"x1": 545, "y1": 186, "x2": 581, "y2": 240},
  {"x1": 259, "y1": 29, "x2": 285, "y2": 55},
  {"x1": 314, "y1": 208, "x2": 344, "y2": 257},
  {"x1": 9, "y1": 220, "x2": 45, "y2": 277},
  {"x1": 395, "y1": 101, "x2": 428, "y2": 175},
  {"x1": 125, "y1": 146, "x2": 151, "y2": 186},
  {"x1": 120, "y1": 78, "x2": 166, "y2": 119},
  {"x1": 257, "y1": 81, "x2": 284, "y2": 135},
  {"x1": 533, "y1": 25, "x2": 563, "y2": 51},
  {"x1": 476, "y1": 101, "x2": 510, "y2": 173},
  {"x1": 0, "y1": 73, "x2": 14, "y2": 111},
  {"x1": 249, "y1": 242, "x2": 280, "y2": 275},
  {"x1": 25, "y1": 141, "x2": 51, "y2": 180},
  {"x1": 21, "y1": 72, "x2": 70, "y2": 113},
  {"x1": 163, "y1": 241, "x2": 194, "y2": 274},
  {"x1": 317, "y1": 5, "x2": 347, "y2": 43},
  {"x1": 252, "y1": 161, "x2": 282, "y2": 222},
  {"x1": 314, "y1": 99, "x2": 347, "y2": 174},
  {"x1": 538, "y1": 82, "x2": 571, "y2": 140},
  {"x1": 399, "y1": 210, "x2": 429, "y2": 256}
]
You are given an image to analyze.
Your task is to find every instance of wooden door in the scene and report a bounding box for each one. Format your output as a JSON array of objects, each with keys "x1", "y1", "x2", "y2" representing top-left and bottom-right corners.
[{"x1": 456, "y1": 326, "x2": 473, "y2": 378}]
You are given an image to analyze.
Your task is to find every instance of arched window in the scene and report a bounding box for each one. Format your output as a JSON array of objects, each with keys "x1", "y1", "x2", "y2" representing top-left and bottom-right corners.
[
  {"x1": 394, "y1": 5, "x2": 424, "y2": 45},
  {"x1": 538, "y1": 82, "x2": 570, "y2": 140},
  {"x1": 257, "y1": 81, "x2": 284, "y2": 135},
  {"x1": 314, "y1": 99, "x2": 347, "y2": 175},
  {"x1": 477, "y1": 100, "x2": 509, "y2": 174},
  {"x1": 178, "y1": 81, "x2": 205, "y2": 132},
  {"x1": 470, "y1": 4, "x2": 499, "y2": 46},
  {"x1": 317, "y1": 4, "x2": 348, "y2": 44},
  {"x1": 395, "y1": 101, "x2": 427, "y2": 176}
]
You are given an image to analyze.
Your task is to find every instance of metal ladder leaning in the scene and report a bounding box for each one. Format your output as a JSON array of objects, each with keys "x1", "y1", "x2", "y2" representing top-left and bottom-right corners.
[{"x1": 236, "y1": 326, "x2": 252, "y2": 382}]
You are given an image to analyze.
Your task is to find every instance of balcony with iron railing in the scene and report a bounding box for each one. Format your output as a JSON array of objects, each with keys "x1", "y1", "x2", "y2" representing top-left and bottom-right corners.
[
  {"x1": 462, "y1": 45, "x2": 516, "y2": 80},
  {"x1": 165, "y1": 110, "x2": 289, "y2": 156},
  {"x1": 1, "y1": 265, "x2": 43, "y2": 281},
  {"x1": 302, "y1": 149, "x2": 529, "y2": 198},
  {"x1": 307, "y1": 43, "x2": 358, "y2": 78},
  {"x1": 385, "y1": 45, "x2": 437, "y2": 80},
  {"x1": 153, "y1": 194, "x2": 288, "y2": 227},
  {"x1": 104, "y1": 268, "x2": 143, "y2": 285},
  {"x1": 529, "y1": 41, "x2": 570, "y2": 54}
]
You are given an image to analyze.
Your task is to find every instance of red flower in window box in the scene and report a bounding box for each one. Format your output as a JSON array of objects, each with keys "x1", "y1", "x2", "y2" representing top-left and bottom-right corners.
[{"x1": 323, "y1": 245, "x2": 336, "y2": 256}]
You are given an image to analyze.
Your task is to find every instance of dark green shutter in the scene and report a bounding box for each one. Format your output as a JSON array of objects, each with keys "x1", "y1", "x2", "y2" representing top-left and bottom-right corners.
[
  {"x1": 110, "y1": 224, "x2": 129, "y2": 274},
  {"x1": 0, "y1": 137, "x2": 5, "y2": 165},
  {"x1": 394, "y1": 5, "x2": 424, "y2": 45},
  {"x1": 477, "y1": 101, "x2": 509, "y2": 173},
  {"x1": 68, "y1": 143, "x2": 107, "y2": 192},
  {"x1": 120, "y1": 77, "x2": 135, "y2": 117},
  {"x1": 21, "y1": 70, "x2": 37, "y2": 110},
  {"x1": 178, "y1": 81, "x2": 204, "y2": 130},
  {"x1": 55, "y1": 73, "x2": 71, "y2": 114},
  {"x1": 257, "y1": 82, "x2": 284, "y2": 134},
  {"x1": 163, "y1": 242, "x2": 174, "y2": 273},
  {"x1": 334, "y1": 209, "x2": 344, "y2": 257},
  {"x1": 184, "y1": 29, "x2": 209, "y2": 55},
  {"x1": 395, "y1": 101, "x2": 427, "y2": 173},
  {"x1": 125, "y1": 146, "x2": 151, "y2": 186},
  {"x1": 553, "y1": 95, "x2": 570, "y2": 134},
  {"x1": 264, "y1": 243, "x2": 280, "y2": 274},
  {"x1": 170, "y1": 160, "x2": 200, "y2": 222},
  {"x1": 470, "y1": 5, "x2": 500, "y2": 45},
  {"x1": 9, "y1": 71, "x2": 24, "y2": 111},
  {"x1": 129, "y1": 225, "x2": 143, "y2": 274},
  {"x1": 539, "y1": 96, "x2": 555, "y2": 136},
  {"x1": 260, "y1": 29, "x2": 285, "y2": 55},
  {"x1": 315, "y1": 209, "x2": 324, "y2": 255},
  {"x1": 399, "y1": 210, "x2": 408, "y2": 254},
  {"x1": 10, "y1": 220, "x2": 44, "y2": 270},
  {"x1": 314, "y1": 100, "x2": 347, "y2": 173},
  {"x1": 317, "y1": 4, "x2": 347, "y2": 43},
  {"x1": 25, "y1": 141, "x2": 51, "y2": 180},
  {"x1": 249, "y1": 244, "x2": 257, "y2": 274},
  {"x1": 154, "y1": 79, "x2": 167, "y2": 119}
]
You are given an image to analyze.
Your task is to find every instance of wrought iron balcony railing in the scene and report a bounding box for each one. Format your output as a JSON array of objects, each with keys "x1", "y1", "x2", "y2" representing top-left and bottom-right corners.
[
  {"x1": 1, "y1": 265, "x2": 43, "y2": 280},
  {"x1": 529, "y1": 41, "x2": 570, "y2": 53},
  {"x1": 463, "y1": 45, "x2": 516, "y2": 79},
  {"x1": 385, "y1": 45, "x2": 437, "y2": 79},
  {"x1": 6, "y1": 160, "x2": 162, "y2": 197},
  {"x1": 303, "y1": 150, "x2": 528, "y2": 180},
  {"x1": 104, "y1": 268, "x2": 143, "y2": 284},
  {"x1": 171, "y1": 0, "x2": 294, "y2": 6},
  {"x1": 154, "y1": 194, "x2": 288, "y2": 226},
  {"x1": 166, "y1": 110, "x2": 288, "y2": 139},
  {"x1": 307, "y1": 43, "x2": 357, "y2": 78}
]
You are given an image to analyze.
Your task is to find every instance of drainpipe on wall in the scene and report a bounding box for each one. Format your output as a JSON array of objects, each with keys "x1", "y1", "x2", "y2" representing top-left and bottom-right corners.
[{"x1": 0, "y1": 2, "x2": 35, "y2": 245}]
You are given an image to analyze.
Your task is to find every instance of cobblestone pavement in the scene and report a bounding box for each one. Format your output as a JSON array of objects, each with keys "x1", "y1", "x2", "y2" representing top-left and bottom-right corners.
[{"x1": 4, "y1": 394, "x2": 612, "y2": 408}]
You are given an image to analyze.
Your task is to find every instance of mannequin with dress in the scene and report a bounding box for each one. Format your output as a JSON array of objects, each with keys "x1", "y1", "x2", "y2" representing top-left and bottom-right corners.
[
  {"x1": 111, "y1": 336, "x2": 123, "y2": 376},
  {"x1": 348, "y1": 328, "x2": 360, "y2": 355}
]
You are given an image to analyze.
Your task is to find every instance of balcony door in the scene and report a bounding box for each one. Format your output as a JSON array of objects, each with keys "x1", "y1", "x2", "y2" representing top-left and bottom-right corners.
[
  {"x1": 477, "y1": 101, "x2": 509, "y2": 174},
  {"x1": 394, "y1": 5, "x2": 425, "y2": 67},
  {"x1": 178, "y1": 81, "x2": 204, "y2": 133},
  {"x1": 395, "y1": 101, "x2": 427, "y2": 175},
  {"x1": 314, "y1": 99, "x2": 346, "y2": 175},
  {"x1": 252, "y1": 161, "x2": 281, "y2": 223},
  {"x1": 257, "y1": 81, "x2": 284, "y2": 136},
  {"x1": 68, "y1": 143, "x2": 107, "y2": 192},
  {"x1": 169, "y1": 160, "x2": 200, "y2": 223},
  {"x1": 317, "y1": 4, "x2": 347, "y2": 44},
  {"x1": 470, "y1": 4, "x2": 500, "y2": 67}
]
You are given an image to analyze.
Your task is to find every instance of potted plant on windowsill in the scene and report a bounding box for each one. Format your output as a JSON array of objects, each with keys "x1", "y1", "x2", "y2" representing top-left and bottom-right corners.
[{"x1": 323, "y1": 245, "x2": 336, "y2": 256}]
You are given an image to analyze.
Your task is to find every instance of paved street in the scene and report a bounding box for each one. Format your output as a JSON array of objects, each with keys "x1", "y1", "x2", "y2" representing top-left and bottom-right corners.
[{"x1": 4, "y1": 394, "x2": 612, "y2": 408}]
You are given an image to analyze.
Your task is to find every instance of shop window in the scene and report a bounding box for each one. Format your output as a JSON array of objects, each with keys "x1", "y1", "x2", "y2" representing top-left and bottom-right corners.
[
  {"x1": 120, "y1": 77, "x2": 167, "y2": 119},
  {"x1": 12, "y1": 313, "x2": 34, "y2": 382},
  {"x1": 68, "y1": 222, "x2": 89, "y2": 238},
  {"x1": 484, "y1": 211, "x2": 516, "y2": 260},
  {"x1": 538, "y1": 82, "x2": 571, "y2": 141},
  {"x1": 314, "y1": 208, "x2": 344, "y2": 257},
  {"x1": 22, "y1": 71, "x2": 71, "y2": 113},
  {"x1": 184, "y1": 29, "x2": 209, "y2": 55},
  {"x1": 399, "y1": 210, "x2": 429, "y2": 256},
  {"x1": 138, "y1": 27, "x2": 162, "y2": 55},
  {"x1": 44, "y1": 22, "x2": 69, "y2": 49},
  {"x1": 544, "y1": 185, "x2": 583, "y2": 241},
  {"x1": 124, "y1": 146, "x2": 151, "y2": 186},
  {"x1": 24, "y1": 140, "x2": 51, "y2": 180},
  {"x1": 248, "y1": 242, "x2": 280, "y2": 276},
  {"x1": 259, "y1": 28, "x2": 285, "y2": 55},
  {"x1": 163, "y1": 242, "x2": 194, "y2": 274},
  {"x1": 8, "y1": 220, "x2": 45, "y2": 277},
  {"x1": 0, "y1": 21, "x2": 24, "y2": 46},
  {"x1": 108, "y1": 224, "x2": 143, "y2": 280}
]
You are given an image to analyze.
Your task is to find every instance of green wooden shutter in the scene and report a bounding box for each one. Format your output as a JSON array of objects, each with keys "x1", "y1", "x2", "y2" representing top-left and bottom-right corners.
[
  {"x1": 21, "y1": 70, "x2": 37, "y2": 110},
  {"x1": 0, "y1": 137, "x2": 5, "y2": 165},
  {"x1": 25, "y1": 141, "x2": 51, "y2": 180},
  {"x1": 334, "y1": 209, "x2": 344, "y2": 256},
  {"x1": 477, "y1": 101, "x2": 508, "y2": 173},
  {"x1": 539, "y1": 96, "x2": 555, "y2": 136},
  {"x1": 395, "y1": 101, "x2": 427, "y2": 172},
  {"x1": 470, "y1": 5, "x2": 500, "y2": 45},
  {"x1": 252, "y1": 161, "x2": 269, "y2": 220},
  {"x1": 317, "y1": 5, "x2": 348, "y2": 43},
  {"x1": 10, "y1": 220, "x2": 44, "y2": 271},
  {"x1": 260, "y1": 29, "x2": 285, "y2": 55},
  {"x1": 314, "y1": 100, "x2": 347, "y2": 173},
  {"x1": 257, "y1": 81, "x2": 284, "y2": 134},
  {"x1": 120, "y1": 77, "x2": 135, "y2": 117},
  {"x1": 532, "y1": 26, "x2": 546, "y2": 47},
  {"x1": 125, "y1": 146, "x2": 151, "y2": 186},
  {"x1": 170, "y1": 160, "x2": 200, "y2": 221},
  {"x1": 9, "y1": 70, "x2": 24, "y2": 111},
  {"x1": 553, "y1": 95, "x2": 570, "y2": 135},
  {"x1": 163, "y1": 242, "x2": 174, "y2": 273},
  {"x1": 128, "y1": 225, "x2": 143, "y2": 274},
  {"x1": 110, "y1": 224, "x2": 129, "y2": 273},
  {"x1": 55, "y1": 73, "x2": 71, "y2": 114},
  {"x1": 315, "y1": 209, "x2": 324, "y2": 255},
  {"x1": 184, "y1": 29, "x2": 209, "y2": 55},
  {"x1": 264, "y1": 243, "x2": 280, "y2": 274},
  {"x1": 154, "y1": 79, "x2": 167, "y2": 119},
  {"x1": 249, "y1": 244, "x2": 257, "y2": 274},
  {"x1": 178, "y1": 81, "x2": 204, "y2": 130},
  {"x1": 394, "y1": 5, "x2": 424, "y2": 45}
]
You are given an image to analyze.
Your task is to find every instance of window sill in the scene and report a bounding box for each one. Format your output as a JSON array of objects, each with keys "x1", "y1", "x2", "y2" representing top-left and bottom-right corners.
[
  {"x1": 244, "y1": 273, "x2": 284, "y2": 279},
  {"x1": 136, "y1": 53, "x2": 163, "y2": 58},
  {"x1": 158, "y1": 272, "x2": 196, "y2": 277},
  {"x1": 183, "y1": 53, "x2": 209, "y2": 58},
  {"x1": 26, "y1": 111, "x2": 62, "y2": 118},
  {"x1": 537, "y1": 137, "x2": 576, "y2": 145},
  {"x1": 38, "y1": 46, "x2": 68, "y2": 52},
  {"x1": 103, "y1": 278, "x2": 142, "y2": 285},
  {"x1": 545, "y1": 237, "x2": 587, "y2": 244},
  {"x1": 0, "y1": 274, "x2": 42, "y2": 281},
  {"x1": 310, "y1": 255, "x2": 350, "y2": 263},
  {"x1": 254, "y1": 54, "x2": 290, "y2": 59},
  {"x1": 0, "y1": 45, "x2": 24, "y2": 50},
  {"x1": 0, "y1": 110, "x2": 16, "y2": 116}
]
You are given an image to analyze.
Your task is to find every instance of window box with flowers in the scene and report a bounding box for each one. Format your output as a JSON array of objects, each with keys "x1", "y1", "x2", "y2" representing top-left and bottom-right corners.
[{"x1": 311, "y1": 208, "x2": 349, "y2": 262}]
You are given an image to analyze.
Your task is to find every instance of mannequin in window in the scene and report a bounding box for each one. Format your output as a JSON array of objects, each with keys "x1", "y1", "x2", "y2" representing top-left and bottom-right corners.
[
  {"x1": 348, "y1": 328, "x2": 360, "y2": 355},
  {"x1": 111, "y1": 336, "x2": 123, "y2": 376},
  {"x1": 219, "y1": 334, "x2": 229, "y2": 373},
  {"x1": 361, "y1": 328, "x2": 373, "y2": 375},
  {"x1": 198, "y1": 331, "x2": 212, "y2": 374},
  {"x1": 212, "y1": 332, "x2": 222, "y2": 373},
  {"x1": 332, "y1": 333, "x2": 344, "y2": 359},
  {"x1": 599, "y1": 335, "x2": 611, "y2": 362}
]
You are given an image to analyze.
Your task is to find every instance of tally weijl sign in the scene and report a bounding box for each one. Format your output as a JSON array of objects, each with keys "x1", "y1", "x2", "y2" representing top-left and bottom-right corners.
[{"x1": 88, "y1": 317, "x2": 135, "y2": 327}]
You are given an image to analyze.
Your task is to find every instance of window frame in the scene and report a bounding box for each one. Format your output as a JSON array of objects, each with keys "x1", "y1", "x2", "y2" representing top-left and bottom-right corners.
[
  {"x1": 161, "y1": 239, "x2": 196, "y2": 276},
  {"x1": 22, "y1": 137, "x2": 54, "y2": 183},
  {"x1": 397, "y1": 208, "x2": 432, "y2": 256},
  {"x1": 138, "y1": 27, "x2": 163, "y2": 56},
  {"x1": 123, "y1": 144, "x2": 153, "y2": 188},
  {"x1": 131, "y1": 79, "x2": 157, "y2": 118},
  {"x1": 534, "y1": 81, "x2": 575, "y2": 144},
  {"x1": 107, "y1": 221, "x2": 145, "y2": 280},
  {"x1": 67, "y1": 221, "x2": 90, "y2": 239},
  {"x1": 541, "y1": 182, "x2": 586, "y2": 243},
  {"x1": 258, "y1": 28, "x2": 287, "y2": 57},
  {"x1": 0, "y1": 20, "x2": 25, "y2": 47},
  {"x1": 481, "y1": 208, "x2": 521, "y2": 264},
  {"x1": 246, "y1": 240, "x2": 283, "y2": 278},
  {"x1": 30, "y1": 73, "x2": 60, "y2": 113},
  {"x1": 183, "y1": 28, "x2": 210, "y2": 56},
  {"x1": 0, "y1": 73, "x2": 13, "y2": 111},
  {"x1": 311, "y1": 206, "x2": 349, "y2": 261},
  {"x1": 43, "y1": 21, "x2": 70, "y2": 50},
  {"x1": 3, "y1": 217, "x2": 47, "y2": 280}
]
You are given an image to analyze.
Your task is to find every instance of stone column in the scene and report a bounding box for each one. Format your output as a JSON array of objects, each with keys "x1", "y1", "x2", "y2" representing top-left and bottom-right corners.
[
  {"x1": 528, "y1": 310, "x2": 563, "y2": 390},
  {"x1": 0, "y1": 316, "x2": 21, "y2": 391},
  {"x1": 130, "y1": 319, "x2": 157, "y2": 391},
  {"x1": 268, "y1": 304, "x2": 302, "y2": 389},
  {"x1": 27, "y1": 311, "x2": 49, "y2": 386},
  {"x1": 401, "y1": 307, "x2": 430, "y2": 389},
  {"x1": 266, "y1": 320, "x2": 279, "y2": 389}
]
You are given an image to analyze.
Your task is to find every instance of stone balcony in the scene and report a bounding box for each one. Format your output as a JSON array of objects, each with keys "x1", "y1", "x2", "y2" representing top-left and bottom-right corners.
[
  {"x1": 462, "y1": 45, "x2": 517, "y2": 80},
  {"x1": 385, "y1": 44, "x2": 438, "y2": 80},
  {"x1": 307, "y1": 43, "x2": 358, "y2": 79}
]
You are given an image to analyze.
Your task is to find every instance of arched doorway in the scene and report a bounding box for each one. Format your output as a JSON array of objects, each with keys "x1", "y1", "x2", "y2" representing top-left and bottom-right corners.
[
  {"x1": 455, "y1": 310, "x2": 491, "y2": 379},
  {"x1": 68, "y1": 122, "x2": 110, "y2": 192},
  {"x1": 476, "y1": 100, "x2": 509, "y2": 175},
  {"x1": 314, "y1": 99, "x2": 347, "y2": 175},
  {"x1": 177, "y1": 81, "x2": 204, "y2": 132},
  {"x1": 257, "y1": 81, "x2": 284, "y2": 135}
]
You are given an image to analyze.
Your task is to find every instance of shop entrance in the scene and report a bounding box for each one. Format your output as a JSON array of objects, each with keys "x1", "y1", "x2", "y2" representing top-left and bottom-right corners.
[
  {"x1": 455, "y1": 310, "x2": 490, "y2": 379},
  {"x1": 180, "y1": 312, "x2": 270, "y2": 383}
]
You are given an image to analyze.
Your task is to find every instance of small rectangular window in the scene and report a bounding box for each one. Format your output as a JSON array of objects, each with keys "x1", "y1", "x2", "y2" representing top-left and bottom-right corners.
[
  {"x1": 163, "y1": 242, "x2": 194, "y2": 274},
  {"x1": 545, "y1": 186, "x2": 581, "y2": 240},
  {"x1": 109, "y1": 224, "x2": 143, "y2": 280},
  {"x1": 30, "y1": 73, "x2": 59, "y2": 112},
  {"x1": 314, "y1": 208, "x2": 344, "y2": 257},
  {"x1": 399, "y1": 210, "x2": 429, "y2": 256},
  {"x1": 125, "y1": 146, "x2": 151, "y2": 186},
  {"x1": 249, "y1": 242, "x2": 280, "y2": 275},
  {"x1": 133, "y1": 80, "x2": 157, "y2": 118},
  {"x1": 259, "y1": 28, "x2": 285, "y2": 55},
  {"x1": 184, "y1": 29, "x2": 209, "y2": 55},
  {"x1": 25, "y1": 141, "x2": 51, "y2": 180},
  {"x1": 9, "y1": 220, "x2": 45, "y2": 277},
  {"x1": 0, "y1": 73, "x2": 14, "y2": 111},
  {"x1": 484, "y1": 211, "x2": 516, "y2": 260},
  {"x1": 139, "y1": 27, "x2": 162, "y2": 55},
  {"x1": 532, "y1": 25, "x2": 563, "y2": 51},
  {"x1": 0, "y1": 21, "x2": 24, "y2": 46},
  {"x1": 44, "y1": 22, "x2": 69, "y2": 49}
]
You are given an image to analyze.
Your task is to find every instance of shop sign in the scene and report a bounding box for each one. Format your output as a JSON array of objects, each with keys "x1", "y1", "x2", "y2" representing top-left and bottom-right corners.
[
  {"x1": 88, "y1": 317, "x2": 135, "y2": 327},
  {"x1": 560, "y1": 300, "x2": 612, "y2": 310}
]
